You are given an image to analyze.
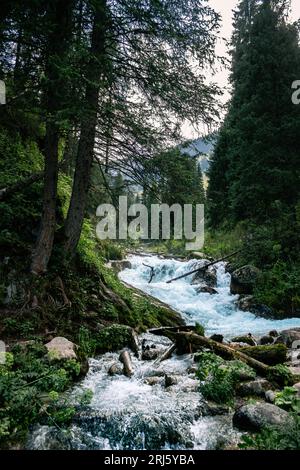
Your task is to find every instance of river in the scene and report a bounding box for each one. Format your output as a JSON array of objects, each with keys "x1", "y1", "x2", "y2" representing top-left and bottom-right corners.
[{"x1": 27, "y1": 255, "x2": 300, "y2": 450}]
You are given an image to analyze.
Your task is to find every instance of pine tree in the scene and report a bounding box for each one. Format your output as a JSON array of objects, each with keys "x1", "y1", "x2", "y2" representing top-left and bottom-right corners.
[{"x1": 208, "y1": 0, "x2": 300, "y2": 226}]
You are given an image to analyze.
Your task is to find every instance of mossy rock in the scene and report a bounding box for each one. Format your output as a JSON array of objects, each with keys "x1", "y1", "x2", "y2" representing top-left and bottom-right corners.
[
  {"x1": 95, "y1": 324, "x2": 138, "y2": 354},
  {"x1": 239, "y1": 343, "x2": 287, "y2": 366},
  {"x1": 231, "y1": 335, "x2": 256, "y2": 346}
]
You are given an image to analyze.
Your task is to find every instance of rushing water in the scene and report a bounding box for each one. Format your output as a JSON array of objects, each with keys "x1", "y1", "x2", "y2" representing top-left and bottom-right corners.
[
  {"x1": 120, "y1": 255, "x2": 300, "y2": 337},
  {"x1": 27, "y1": 255, "x2": 300, "y2": 450}
]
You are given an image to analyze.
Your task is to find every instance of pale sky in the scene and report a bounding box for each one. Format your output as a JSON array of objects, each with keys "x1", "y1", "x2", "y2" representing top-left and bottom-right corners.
[{"x1": 182, "y1": 0, "x2": 300, "y2": 139}]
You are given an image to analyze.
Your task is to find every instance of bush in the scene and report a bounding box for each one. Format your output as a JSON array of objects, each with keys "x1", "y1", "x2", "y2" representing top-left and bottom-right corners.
[
  {"x1": 196, "y1": 352, "x2": 256, "y2": 405},
  {"x1": 239, "y1": 414, "x2": 300, "y2": 450}
]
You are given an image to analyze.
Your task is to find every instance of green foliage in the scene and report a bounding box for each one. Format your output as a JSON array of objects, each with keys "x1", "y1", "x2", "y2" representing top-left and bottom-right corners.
[
  {"x1": 195, "y1": 322, "x2": 205, "y2": 337},
  {"x1": 196, "y1": 352, "x2": 256, "y2": 404},
  {"x1": 267, "y1": 364, "x2": 294, "y2": 386},
  {"x1": 275, "y1": 386, "x2": 300, "y2": 413},
  {"x1": 254, "y1": 261, "x2": 300, "y2": 317},
  {"x1": 239, "y1": 414, "x2": 300, "y2": 450},
  {"x1": 0, "y1": 341, "x2": 88, "y2": 446}
]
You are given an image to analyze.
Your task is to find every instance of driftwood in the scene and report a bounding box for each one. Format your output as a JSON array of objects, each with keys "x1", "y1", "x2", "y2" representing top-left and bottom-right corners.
[
  {"x1": 154, "y1": 330, "x2": 270, "y2": 376},
  {"x1": 143, "y1": 263, "x2": 155, "y2": 283},
  {"x1": 149, "y1": 326, "x2": 197, "y2": 335},
  {"x1": 119, "y1": 350, "x2": 134, "y2": 377},
  {"x1": 166, "y1": 250, "x2": 241, "y2": 284},
  {"x1": 153, "y1": 344, "x2": 177, "y2": 366}
]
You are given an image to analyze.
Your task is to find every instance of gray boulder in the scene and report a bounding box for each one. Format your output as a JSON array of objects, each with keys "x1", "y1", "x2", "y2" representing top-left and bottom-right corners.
[
  {"x1": 236, "y1": 379, "x2": 274, "y2": 398},
  {"x1": 275, "y1": 328, "x2": 300, "y2": 347},
  {"x1": 191, "y1": 260, "x2": 217, "y2": 287},
  {"x1": 45, "y1": 337, "x2": 77, "y2": 361},
  {"x1": 259, "y1": 335, "x2": 274, "y2": 345},
  {"x1": 233, "y1": 403, "x2": 291, "y2": 431},
  {"x1": 230, "y1": 266, "x2": 261, "y2": 295}
]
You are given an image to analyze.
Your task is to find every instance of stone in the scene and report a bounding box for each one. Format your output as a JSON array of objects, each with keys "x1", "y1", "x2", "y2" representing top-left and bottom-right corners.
[
  {"x1": 236, "y1": 295, "x2": 273, "y2": 318},
  {"x1": 210, "y1": 334, "x2": 224, "y2": 343},
  {"x1": 188, "y1": 252, "x2": 207, "y2": 260},
  {"x1": 236, "y1": 379, "x2": 274, "y2": 398},
  {"x1": 142, "y1": 348, "x2": 161, "y2": 361},
  {"x1": 164, "y1": 374, "x2": 179, "y2": 387},
  {"x1": 95, "y1": 324, "x2": 139, "y2": 355},
  {"x1": 233, "y1": 403, "x2": 291, "y2": 431},
  {"x1": 230, "y1": 266, "x2": 261, "y2": 295},
  {"x1": 275, "y1": 328, "x2": 300, "y2": 347},
  {"x1": 269, "y1": 330, "x2": 279, "y2": 338},
  {"x1": 144, "y1": 376, "x2": 163, "y2": 386},
  {"x1": 292, "y1": 382, "x2": 300, "y2": 397},
  {"x1": 190, "y1": 260, "x2": 217, "y2": 287},
  {"x1": 110, "y1": 260, "x2": 132, "y2": 273},
  {"x1": 201, "y1": 402, "x2": 230, "y2": 417},
  {"x1": 259, "y1": 335, "x2": 274, "y2": 345},
  {"x1": 231, "y1": 335, "x2": 256, "y2": 346},
  {"x1": 265, "y1": 390, "x2": 276, "y2": 403},
  {"x1": 196, "y1": 286, "x2": 218, "y2": 295},
  {"x1": 239, "y1": 344, "x2": 287, "y2": 366},
  {"x1": 45, "y1": 337, "x2": 77, "y2": 361},
  {"x1": 108, "y1": 363, "x2": 123, "y2": 376}
]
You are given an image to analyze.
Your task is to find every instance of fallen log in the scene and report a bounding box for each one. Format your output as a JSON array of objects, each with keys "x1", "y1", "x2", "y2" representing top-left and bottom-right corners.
[
  {"x1": 153, "y1": 344, "x2": 177, "y2": 366},
  {"x1": 166, "y1": 250, "x2": 242, "y2": 284},
  {"x1": 238, "y1": 344, "x2": 287, "y2": 366},
  {"x1": 157, "y1": 331, "x2": 270, "y2": 376},
  {"x1": 119, "y1": 350, "x2": 134, "y2": 377},
  {"x1": 149, "y1": 325, "x2": 197, "y2": 336}
]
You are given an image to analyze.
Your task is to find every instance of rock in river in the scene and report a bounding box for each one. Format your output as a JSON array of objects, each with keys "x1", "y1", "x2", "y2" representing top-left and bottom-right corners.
[
  {"x1": 230, "y1": 266, "x2": 261, "y2": 295},
  {"x1": 233, "y1": 403, "x2": 291, "y2": 431}
]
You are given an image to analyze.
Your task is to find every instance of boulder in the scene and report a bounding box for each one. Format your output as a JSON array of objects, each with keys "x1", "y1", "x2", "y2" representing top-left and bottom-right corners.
[
  {"x1": 239, "y1": 344, "x2": 287, "y2": 366},
  {"x1": 236, "y1": 379, "x2": 274, "y2": 398},
  {"x1": 259, "y1": 335, "x2": 274, "y2": 345},
  {"x1": 230, "y1": 266, "x2": 261, "y2": 295},
  {"x1": 188, "y1": 252, "x2": 207, "y2": 260},
  {"x1": 235, "y1": 295, "x2": 273, "y2": 318},
  {"x1": 191, "y1": 260, "x2": 217, "y2": 287},
  {"x1": 95, "y1": 324, "x2": 139, "y2": 355},
  {"x1": 233, "y1": 403, "x2": 291, "y2": 431},
  {"x1": 210, "y1": 334, "x2": 224, "y2": 343},
  {"x1": 108, "y1": 363, "x2": 123, "y2": 376},
  {"x1": 231, "y1": 335, "x2": 257, "y2": 346},
  {"x1": 265, "y1": 390, "x2": 276, "y2": 403},
  {"x1": 275, "y1": 328, "x2": 300, "y2": 347},
  {"x1": 196, "y1": 286, "x2": 218, "y2": 295},
  {"x1": 110, "y1": 260, "x2": 132, "y2": 273},
  {"x1": 45, "y1": 337, "x2": 77, "y2": 361},
  {"x1": 164, "y1": 374, "x2": 179, "y2": 387},
  {"x1": 142, "y1": 348, "x2": 161, "y2": 361},
  {"x1": 293, "y1": 382, "x2": 300, "y2": 397},
  {"x1": 144, "y1": 376, "x2": 163, "y2": 386},
  {"x1": 269, "y1": 330, "x2": 279, "y2": 338}
]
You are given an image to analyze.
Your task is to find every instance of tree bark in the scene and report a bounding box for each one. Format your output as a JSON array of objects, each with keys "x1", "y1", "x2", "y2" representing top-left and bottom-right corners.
[
  {"x1": 31, "y1": 0, "x2": 74, "y2": 274},
  {"x1": 63, "y1": 0, "x2": 107, "y2": 257}
]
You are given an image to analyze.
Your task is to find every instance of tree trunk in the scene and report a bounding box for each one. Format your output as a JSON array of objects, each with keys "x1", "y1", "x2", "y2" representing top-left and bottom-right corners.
[
  {"x1": 63, "y1": 0, "x2": 107, "y2": 257},
  {"x1": 155, "y1": 330, "x2": 270, "y2": 377},
  {"x1": 31, "y1": 0, "x2": 74, "y2": 274}
]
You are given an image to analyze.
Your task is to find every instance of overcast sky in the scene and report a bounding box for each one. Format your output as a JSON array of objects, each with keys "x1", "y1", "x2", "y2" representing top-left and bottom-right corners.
[{"x1": 182, "y1": 0, "x2": 300, "y2": 139}]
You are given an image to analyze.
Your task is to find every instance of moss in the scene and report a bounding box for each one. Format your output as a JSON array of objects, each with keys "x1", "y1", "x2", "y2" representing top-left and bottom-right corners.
[
  {"x1": 240, "y1": 344, "x2": 287, "y2": 366},
  {"x1": 95, "y1": 324, "x2": 136, "y2": 353}
]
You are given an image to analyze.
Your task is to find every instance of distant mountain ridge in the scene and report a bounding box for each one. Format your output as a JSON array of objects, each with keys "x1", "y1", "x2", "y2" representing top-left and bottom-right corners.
[{"x1": 179, "y1": 136, "x2": 216, "y2": 173}]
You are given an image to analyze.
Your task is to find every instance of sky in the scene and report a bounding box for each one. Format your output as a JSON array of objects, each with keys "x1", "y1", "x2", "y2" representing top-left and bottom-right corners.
[{"x1": 181, "y1": 0, "x2": 300, "y2": 139}]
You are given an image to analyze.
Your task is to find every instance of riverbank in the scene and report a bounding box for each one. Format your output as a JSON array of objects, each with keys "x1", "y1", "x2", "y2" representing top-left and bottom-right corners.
[{"x1": 23, "y1": 254, "x2": 300, "y2": 450}]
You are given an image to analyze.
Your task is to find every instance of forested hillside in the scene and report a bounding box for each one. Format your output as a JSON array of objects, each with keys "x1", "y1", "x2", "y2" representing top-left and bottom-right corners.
[
  {"x1": 0, "y1": 0, "x2": 219, "y2": 447},
  {"x1": 207, "y1": 0, "x2": 300, "y2": 317}
]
